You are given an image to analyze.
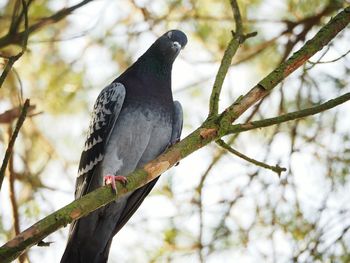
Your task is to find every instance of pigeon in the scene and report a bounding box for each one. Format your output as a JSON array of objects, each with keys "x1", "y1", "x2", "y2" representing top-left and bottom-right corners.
[{"x1": 61, "y1": 30, "x2": 187, "y2": 263}]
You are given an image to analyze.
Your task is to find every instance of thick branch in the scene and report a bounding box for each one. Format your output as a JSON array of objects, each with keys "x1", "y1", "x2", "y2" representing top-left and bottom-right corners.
[{"x1": 0, "y1": 6, "x2": 349, "y2": 263}]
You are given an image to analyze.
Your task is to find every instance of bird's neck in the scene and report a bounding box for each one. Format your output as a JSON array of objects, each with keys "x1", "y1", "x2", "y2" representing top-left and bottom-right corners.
[
  {"x1": 136, "y1": 53, "x2": 173, "y2": 79},
  {"x1": 117, "y1": 54, "x2": 174, "y2": 107}
]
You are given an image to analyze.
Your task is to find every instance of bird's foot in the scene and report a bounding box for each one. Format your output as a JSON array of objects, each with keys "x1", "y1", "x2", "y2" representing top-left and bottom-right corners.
[{"x1": 104, "y1": 175, "x2": 128, "y2": 193}]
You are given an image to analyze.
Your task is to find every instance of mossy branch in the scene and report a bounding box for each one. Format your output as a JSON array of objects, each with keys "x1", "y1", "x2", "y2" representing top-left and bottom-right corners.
[
  {"x1": 218, "y1": 6, "x2": 350, "y2": 129},
  {"x1": 0, "y1": 6, "x2": 349, "y2": 263},
  {"x1": 208, "y1": 0, "x2": 256, "y2": 117},
  {"x1": 227, "y1": 92, "x2": 350, "y2": 135}
]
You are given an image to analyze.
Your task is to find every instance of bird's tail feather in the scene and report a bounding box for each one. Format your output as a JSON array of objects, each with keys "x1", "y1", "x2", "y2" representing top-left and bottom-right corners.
[
  {"x1": 61, "y1": 179, "x2": 159, "y2": 263},
  {"x1": 60, "y1": 201, "x2": 126, "y2": 263}
]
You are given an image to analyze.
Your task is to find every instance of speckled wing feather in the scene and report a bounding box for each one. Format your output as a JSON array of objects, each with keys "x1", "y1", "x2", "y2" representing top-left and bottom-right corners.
[{"x1": 75, "y1": 82, "x2": 126, "y2": 199}]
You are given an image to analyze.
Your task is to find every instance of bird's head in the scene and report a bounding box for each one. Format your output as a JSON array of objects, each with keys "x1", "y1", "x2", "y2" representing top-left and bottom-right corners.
[{"x1": 150, "y1": 30, "x2": 187, "y2": 64}]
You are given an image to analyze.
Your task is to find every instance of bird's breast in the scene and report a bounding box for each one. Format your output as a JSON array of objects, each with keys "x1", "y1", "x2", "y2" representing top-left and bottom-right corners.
[{"x1": 100, "y1": 102, "x2": 172, "y2": 179}]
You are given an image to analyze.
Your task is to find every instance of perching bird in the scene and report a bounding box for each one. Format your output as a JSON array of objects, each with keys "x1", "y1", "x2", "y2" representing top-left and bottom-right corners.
[{"x1": 61, "y1": 30, "x2": 187, "y2": 263}]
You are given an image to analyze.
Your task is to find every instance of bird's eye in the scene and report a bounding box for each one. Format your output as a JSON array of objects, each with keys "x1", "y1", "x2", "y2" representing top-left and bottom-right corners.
[{"x1": 167, "y1": 32, "x2": 172, "y2": 39}]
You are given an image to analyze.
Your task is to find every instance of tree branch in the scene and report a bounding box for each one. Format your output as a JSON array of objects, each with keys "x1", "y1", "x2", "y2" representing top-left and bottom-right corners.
[
  {"x1": 0, "y1": 6, "x2": 349, "y2": 263},
  {"x1": 0, "y1": 0, "x2": 29, "y2": 89},
  {"x1": 230, "y1": 0, "x2": 243, "y2": 36},
  {"x1": 208, "y1": 0, "x2": 250, "y2": 117},
  {"x1": 0, "y1": 53, "x2": 23, "y2": 88},
  {"x1": 217, "y1": 6, "x2": 350, "y2": 132},
  {"x1": 227, "y1": 92, "x2": 350, "y2": 135},
  {"x1": 0, "y1": 0, "x2": 95, "y2": 49},
  {"x1": 0, "y1": 99, "x2": 31, "y2": 191},
  {"x1": 8, "y1": 126, "x2": 21, "y2": 236},
  {"x1": 0, "y1": 104, "x2": 35, "y2": 124},
  {"x1": 7, "y1": 125, "x2": 28, "y2": 263},
  {"x1": 216, "y1": 139, "x2": 286, "y2": 176}
]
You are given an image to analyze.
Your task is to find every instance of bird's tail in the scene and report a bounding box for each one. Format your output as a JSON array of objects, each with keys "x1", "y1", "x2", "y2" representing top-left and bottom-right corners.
[
  {"x1": 60, "y1": 210, "x2": 113, "y2": 263},
  {"x1": 61, "y1": 179, "x2": 159, "y2": 263}
]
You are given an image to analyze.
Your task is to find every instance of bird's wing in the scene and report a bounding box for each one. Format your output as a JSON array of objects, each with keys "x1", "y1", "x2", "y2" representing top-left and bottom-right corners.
[
  {"x1": 170, "y1": 101, "x2": 183, "y2": 144},
  {"x1": 75, "y1": 82, "x2": 126, "y2": 199},
  {"x1": 111, "y1": 101, "x2": 184, "y2": 235}
]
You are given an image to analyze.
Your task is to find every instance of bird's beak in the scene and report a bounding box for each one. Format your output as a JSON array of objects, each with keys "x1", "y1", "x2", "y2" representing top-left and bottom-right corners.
[{"x1": 172, "y1": 41, "x2": 182, "y2": 51}]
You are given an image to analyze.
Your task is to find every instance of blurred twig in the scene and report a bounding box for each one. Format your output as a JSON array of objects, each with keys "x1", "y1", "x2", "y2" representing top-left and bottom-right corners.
[
  {"x1": 0, "y1": 99, "x2": 31, "y2": 191},
  {"x1": 308, "y1": 48, "x2": 350, "y2": 65},
  {"x1": 7, "y1": 125, "x2": 28, "y2": 263},
  {"x1": 8, "y1": 127, "x2": 20, "y2": 236},
  {"x1": 0, "y1": 0, "x2": 95, "y2": 48},
  {"x1": 0, "y1": 0, "x2": 29, "y2": 89},
  {"x1": 0, "y1": 104, "x2": 35, "y2": 124},
  {"x1": 0, "y1": 53, "x2": 23, "y2": 89},
  {"x1": 279, "y1": 2, "x2": 341, "y2": 62}
]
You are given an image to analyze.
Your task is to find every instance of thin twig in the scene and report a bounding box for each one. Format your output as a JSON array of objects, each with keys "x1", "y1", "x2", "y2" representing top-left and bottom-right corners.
[
  {"x1": 216, "y1": 139, "x2": 286, "y2": 176},
  {"x1": 20, "y1": 0, "x2": 29, "y2": 49},
  {"x1": 0, "y1": 99, "x2": 30, "y2": 191},
  {"x1": 7, "y1": 126, "x2": 27, "y2": 263},
  {"x1": 8, "y1": 0, "x2": 21, "y2": 35},
  {"x1": 308, "y1": 48, "x2": 350, "y2": 65},
  {"x1": 8, "y1": 0, "x2": 33, "y2": 36},
  {"x1": 0, "y1": 53, "x2": 23, "y2": 88},
  {"x1": 279, "y1": 2, "x2": 338, "y2": 62},
  {"x1": 230, "y1": 0, "x2": 243, "y2": 36},
  {"x1": 0, "y1": 105, "x2": 35, "y2": 124},
  {"x1": 8, "y1": 127, "x2": 20, "y2": 236}
]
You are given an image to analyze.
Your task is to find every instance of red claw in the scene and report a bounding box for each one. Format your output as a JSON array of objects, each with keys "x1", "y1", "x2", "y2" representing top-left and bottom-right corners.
[{"x1": 104, "y1": 174, "x2": 128, "y2": 192}]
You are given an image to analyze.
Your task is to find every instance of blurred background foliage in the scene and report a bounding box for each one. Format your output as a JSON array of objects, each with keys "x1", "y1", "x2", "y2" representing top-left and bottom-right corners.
[{"x1": 0, "y1": 0, "x2": 349, "y2": 262}]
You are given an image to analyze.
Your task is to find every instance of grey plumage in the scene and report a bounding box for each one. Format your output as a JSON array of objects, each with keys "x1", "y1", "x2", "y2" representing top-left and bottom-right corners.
[{"x1": 61, "y1": 30, "x2": 187, "y2": 263}]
